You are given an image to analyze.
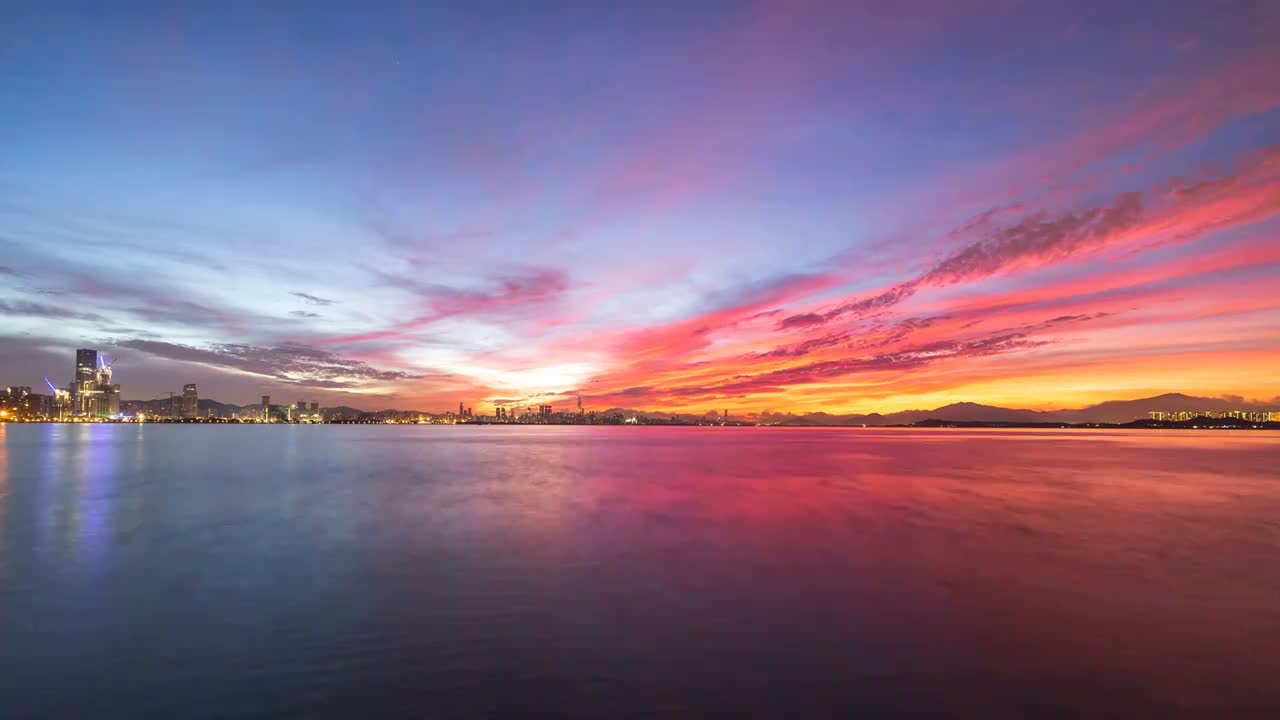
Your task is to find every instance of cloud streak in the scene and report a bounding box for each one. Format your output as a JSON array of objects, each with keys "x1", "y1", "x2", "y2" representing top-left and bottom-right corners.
[
  {"x1": 290, "y1": 292, "x2": 336, "y2": 306},
  {"x1": 115, "y1": 339, "x2": 417, "y2": 389}
]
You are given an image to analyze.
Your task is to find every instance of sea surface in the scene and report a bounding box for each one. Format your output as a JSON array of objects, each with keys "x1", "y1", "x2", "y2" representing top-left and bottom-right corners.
[{"x1": 0, "y1": 424, "x2": 1277, "y2": 718}]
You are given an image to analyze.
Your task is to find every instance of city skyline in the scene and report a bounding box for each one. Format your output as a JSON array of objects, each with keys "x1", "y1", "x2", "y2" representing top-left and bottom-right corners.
[
  {"x1": 4, "y1": 345, "x2": 1277, "y2": 427},
  {"x1": 3, "y1": 2, "x2": 1280, "y2": 415}
]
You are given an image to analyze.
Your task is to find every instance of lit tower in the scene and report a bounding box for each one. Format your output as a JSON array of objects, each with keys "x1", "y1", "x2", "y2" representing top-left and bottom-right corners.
[
  {"x1": 73, "y1": 348, "x2": 98, "y2": 416},
  {"x1": 75, "y1": 349, "x2": 96, "y2": 385},
  {"x1": 45, "y1": 378, "x2": 71, "y2": 420},
  {"x1": 96, "y1": 356, "x2": 119, "y2": 416},
  {"x1": 261, "y1": 395, "x2": 271, "y2": 422},
  {"x1": 183, "y1": 384, "x2": 199, "y2": 418}
]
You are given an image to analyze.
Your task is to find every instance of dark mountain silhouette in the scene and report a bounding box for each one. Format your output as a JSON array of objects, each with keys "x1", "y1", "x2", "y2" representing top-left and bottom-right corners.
[
  {"x1": 1049, "y1": 393, "x2": 1272, "y2": 424},
  {"x1": 770, "y1": 393, "x2": 1273, "y2": 426}
]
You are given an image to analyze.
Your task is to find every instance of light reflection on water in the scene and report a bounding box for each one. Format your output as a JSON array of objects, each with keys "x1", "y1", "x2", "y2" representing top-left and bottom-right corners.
[{"x1": 0, "y1": 425, "x2": 1277, "y2": 718}]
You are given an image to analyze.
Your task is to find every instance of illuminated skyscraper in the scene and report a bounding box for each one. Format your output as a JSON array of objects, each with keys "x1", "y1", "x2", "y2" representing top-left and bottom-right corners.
[
  {"x1": 75, "y1": 349, "x2": 96, "y2": 385},
  {"x1": 261, "y1": 395, "x2": 271, "y2": 422},
  {"x1": 183, "y1": 384, "x2": 199, "y2": 418},
  {"x1": 73, "y1": 349, "x2": 98, "y2": 416},
  {"x1": 95, "y1": 356, "x2": 118, "y2": 416}
]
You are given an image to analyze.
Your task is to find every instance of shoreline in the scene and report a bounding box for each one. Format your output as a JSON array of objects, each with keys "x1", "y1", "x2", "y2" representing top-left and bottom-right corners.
[{"x1": 3, "y1": 419, "x2": 1278, "y2": 431}]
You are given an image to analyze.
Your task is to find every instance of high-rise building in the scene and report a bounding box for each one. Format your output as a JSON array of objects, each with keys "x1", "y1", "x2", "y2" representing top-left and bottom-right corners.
[
  {"x1": 261, "y1": 395, "x2": 271, "y2": 422},
  {"x1": 95, "y1": 359, "x2": 117, "y2": 417},
  {"x1": 73, "y1": 349, "x2": 98, "y2": 416},
  {"x1": 183, "y1": 384, "x2": 199, "y2": 419},
  {"x1": 75, "y1": 349, "x2": 97, "y2": 385},
  {"x1": 101, "y1": 383, "x2": 120, "y2": 416}
]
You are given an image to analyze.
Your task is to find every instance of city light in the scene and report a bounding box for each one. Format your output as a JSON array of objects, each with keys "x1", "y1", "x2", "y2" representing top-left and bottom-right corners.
[{"x1": 3, "y1": 347, "x2": 1277, "y2": 428}]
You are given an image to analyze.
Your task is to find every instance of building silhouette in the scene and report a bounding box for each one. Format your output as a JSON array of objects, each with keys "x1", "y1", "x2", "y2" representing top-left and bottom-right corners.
[{"x1": 183, "y1": 384, "x2": 199, "y2": 419}]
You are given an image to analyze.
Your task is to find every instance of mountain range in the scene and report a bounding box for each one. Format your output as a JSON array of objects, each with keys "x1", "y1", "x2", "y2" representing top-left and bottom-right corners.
[{"x1": 750, "y1": 393, "x2": 1276, "y2": 426}]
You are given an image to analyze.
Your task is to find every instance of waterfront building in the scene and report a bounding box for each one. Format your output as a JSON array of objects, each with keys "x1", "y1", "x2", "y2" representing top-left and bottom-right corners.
[
  {"x1": 73, "y1": 348, "x2": 98, "y2": 416},
  {"x1": 183, "y1": 384, "x2": 199, "y2": 418},
  {"x1": 96, "y1": 360, "x2": 118, "y2": 416}
]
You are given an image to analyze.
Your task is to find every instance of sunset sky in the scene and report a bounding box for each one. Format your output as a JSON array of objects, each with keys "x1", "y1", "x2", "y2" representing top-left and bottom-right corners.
[{"x1": 3, "y1": 1, "x2": 1279, "y2": 414}]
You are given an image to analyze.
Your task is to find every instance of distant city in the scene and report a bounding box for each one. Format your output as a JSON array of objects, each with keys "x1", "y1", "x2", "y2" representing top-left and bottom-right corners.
[
  {"x1": 0, "y1": 347, "x2": 734, "y2": 426},
  {"x1": 1, "y1": 347, "x2": 1277, "y2": 429}
]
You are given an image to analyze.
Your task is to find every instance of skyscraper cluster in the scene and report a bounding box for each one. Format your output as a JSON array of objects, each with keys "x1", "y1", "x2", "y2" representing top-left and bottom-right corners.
[{"x1": 70, "y1": 348, "x2": 120, "y2": 418}]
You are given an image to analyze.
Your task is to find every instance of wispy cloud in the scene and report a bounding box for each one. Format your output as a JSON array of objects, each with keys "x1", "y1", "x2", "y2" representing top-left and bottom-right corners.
[
  {"x1": 323, "y1": 267, "x2": 573, "y2": 345},
  {"x1": 114, "y1": 339, "x2": 417, "y2": 389},
  {"x1": 290, "y1": 292, "x2": 336, "y2": 306},
  {"x1": 0, "y1": 300, "x2": 107, "y2": 322}
]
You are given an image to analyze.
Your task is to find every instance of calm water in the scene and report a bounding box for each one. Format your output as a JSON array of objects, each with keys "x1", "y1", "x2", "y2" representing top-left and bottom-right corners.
[{"x1": 1, "y1": 424, "x2": 1277, "y2": 718}]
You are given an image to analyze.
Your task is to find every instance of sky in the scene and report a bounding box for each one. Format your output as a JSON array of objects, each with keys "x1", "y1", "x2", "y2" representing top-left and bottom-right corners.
[{"x1": 2, "y1": 0, "x2": 1279, "y2": 415}]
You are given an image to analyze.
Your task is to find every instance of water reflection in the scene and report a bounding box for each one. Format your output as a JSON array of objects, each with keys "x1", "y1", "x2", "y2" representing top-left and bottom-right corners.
[
  {"x1": 0, "y1": 425, "x2": 1276, "y2": 717},
  {"x1": 0, "y1": 423, "x2": 7, "y2": 546}
]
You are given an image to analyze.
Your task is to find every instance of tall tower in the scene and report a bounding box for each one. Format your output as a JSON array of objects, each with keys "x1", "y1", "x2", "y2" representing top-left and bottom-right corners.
[
  {"x1": 261, "y1": 395, "x2": 271, "y2": 422},
  {"x1": 75, "y1": 349, "x2": 97, "y2": 385},
  {"x1": 73, "y1": 349, "x2": 98, "y2": 416},
  {"x1": 183, "y1": 384, "x2": 199, "y2": 418}
]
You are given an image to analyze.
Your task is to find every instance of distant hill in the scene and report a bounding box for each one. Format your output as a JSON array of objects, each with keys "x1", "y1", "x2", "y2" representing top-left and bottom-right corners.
[
  {"x1": 770, "y1": 393, "x2": 1274, "y2": 426},
  {"x1": 199, "y1": 398, "x2": 242, "y2": 415},
  {"x1": 1050, "y1": 393, "x2": 1273, "y2": 424}
]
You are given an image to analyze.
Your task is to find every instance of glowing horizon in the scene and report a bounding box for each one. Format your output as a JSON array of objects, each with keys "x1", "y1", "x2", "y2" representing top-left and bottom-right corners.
[{"x1": 2, "y1": 2, "x2": 1278, "y2": 414}]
